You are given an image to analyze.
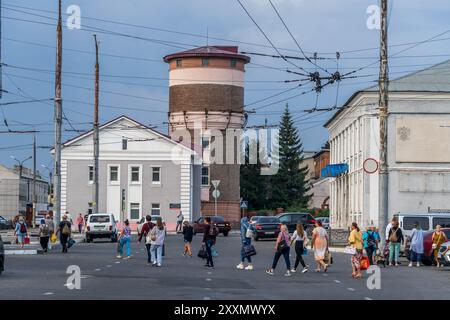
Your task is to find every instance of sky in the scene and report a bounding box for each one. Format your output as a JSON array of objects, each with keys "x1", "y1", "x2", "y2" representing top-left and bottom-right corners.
[{"x1": 1, "y1": 0, "x2": 450, "y2": 178}]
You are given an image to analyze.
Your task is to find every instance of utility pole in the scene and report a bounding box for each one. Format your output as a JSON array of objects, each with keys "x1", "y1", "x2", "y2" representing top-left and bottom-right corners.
[
  {"x1": 378, "y1": 0, "x2": 389, "y2": 245},
  {"x1": 53, "y1": 0, "x2": 63, "y2": 225},
  {"x1": 32, "y1": 132, "x2": 37, "y2": 228},
  {"x1": 93, "y1": 34, "x2": 100, "y2": 214}
]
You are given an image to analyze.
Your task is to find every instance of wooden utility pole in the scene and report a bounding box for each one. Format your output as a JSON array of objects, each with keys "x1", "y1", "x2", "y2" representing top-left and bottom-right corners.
[
  {"x1": 93, "y1": 35, "x2": 100, "y2": 214},
  {"x1": 32, "y1": 132, "x2": 37, "y2": 228},
  {"x1": 53, "y1": 0, "x2": 63, "y2": 224},
  {"x1": 378, "y1": 0, "x2": 389, "y2": 244}
]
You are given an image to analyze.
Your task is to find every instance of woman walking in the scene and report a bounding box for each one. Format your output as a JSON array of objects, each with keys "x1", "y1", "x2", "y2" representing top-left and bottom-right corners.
[
  {"x1": 388, "y1": 220, "x2": 404, "y2": 266},
  {"x1": 348, "y1": 222, "x2": 364, "y2": 279},
  {"x1": 291, "y1": 223, "x2": 309, "y2": 273},
  {"x1": 432, "y1": 225, "x2": 448, "y2": 267},
  {"x1": 38, "y1": 218, "x2": 50, "y2": 253},
  {"x1": 14, "y1": 216, "x2": 28, "y2": 249},
  {"x1": 362, "y1": 226, "x2": 378, "y2": 265},
  {"x1": 266, "y1": 225, "x2": 292, "y2": 277},
  {"x1": 150, "y1": 218, "x2": 166, "y2": 267},
  {"x1": 182, "y1": 220, "x2": 193, "y2": 257},
  {"x1": 237, "y1": 217, "x2": 254, "y2": 271},
  {"x1": 311, "y1": 220, "x2": 328, "y2": 273},
  {"x1": 408, "y1": 222, "x2": 424, "y2": 267},
  {"x1": 117, "y1": 219, "x2": 131, "y2": 259}
]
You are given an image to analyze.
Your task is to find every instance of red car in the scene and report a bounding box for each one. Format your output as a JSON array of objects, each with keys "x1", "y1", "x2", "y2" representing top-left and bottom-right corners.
[
  {"x1": 193, "y1": 216, "x2": 231, "y2": 237},
  {"x1": 405, "y1": 228, "x2": 450, "y2": 265}
]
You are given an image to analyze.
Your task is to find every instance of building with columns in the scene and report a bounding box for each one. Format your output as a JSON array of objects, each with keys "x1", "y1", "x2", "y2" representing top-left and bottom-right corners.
[{"x1": 325, "y1": 60, "x2": 450, "y2": 229}]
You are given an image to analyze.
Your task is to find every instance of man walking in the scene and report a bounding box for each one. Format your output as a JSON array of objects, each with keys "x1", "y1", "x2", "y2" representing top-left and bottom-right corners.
[
  {"x1": 138, "y1": 215, "x2": 155, "y2": 265},
  {"x1": 176, "y1": 212, "x2": 184, "y2": 233},
  {"x1": 202, "y1": 217, "x2": 218, "y2": 269},
  {"x1": 56, "y1": 215, "x2": 72, "y2": 253},
  {"x1": 76, "y1": 213, "x2": 84, "y2": 233}
]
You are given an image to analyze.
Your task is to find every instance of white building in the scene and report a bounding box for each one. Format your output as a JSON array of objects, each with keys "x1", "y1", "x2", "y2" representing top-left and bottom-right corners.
[{"x1": 325, "y1": 60, "x2": 450, "y2": 229}]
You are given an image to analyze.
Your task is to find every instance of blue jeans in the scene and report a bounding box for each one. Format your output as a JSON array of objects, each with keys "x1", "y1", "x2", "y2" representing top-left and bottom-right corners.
[
  {"x1": 241, "y1": 247, "x2": 252, "y2": 263},
  {"x1": 205, "y1": 240, "x2": 214, "y2": 267},
  {"x1": 119, "y1": 237, "x2": 131, "y2": 257},
  {"x1": 409, "y1": 250, "x2": 422, "y2": 263},
  {"x1": 389, "y1": 242, "x2": 400, "y2": 263},
  {"x1": 151, "y1": 244, "x2": 163, "y2": 265}
]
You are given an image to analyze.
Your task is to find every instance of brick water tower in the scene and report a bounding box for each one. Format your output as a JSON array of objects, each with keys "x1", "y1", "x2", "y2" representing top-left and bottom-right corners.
[{"x1": 163, "y1": 46, "x2": 250, "y2": 222}]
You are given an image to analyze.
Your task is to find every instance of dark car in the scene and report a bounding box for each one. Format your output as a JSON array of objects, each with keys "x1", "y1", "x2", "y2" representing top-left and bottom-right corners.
[
  {"x1": 276, "y1": 212, "x2": 316, "y2": 236},
  {"x1": 405, "y1": 228, "x2": 450, "y2": 265},
  {"x1": 0, "y1": 216, "x2": 13, "y2": 230},
  {"x1": 193, "y1": 216, "x2": 231, "y2": 237},
  {"x1": 252, "y1": 216, "x2": 281, "y2": 241},
  {"x1": 0, "y1": 234, "x2": 4, "y2": 275},
  {"x1": 438, "y1": 241, "x2": 450, "y2": 266}
]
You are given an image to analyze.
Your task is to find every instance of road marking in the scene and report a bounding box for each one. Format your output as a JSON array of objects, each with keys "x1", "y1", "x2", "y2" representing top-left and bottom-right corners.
[
  {"x1": 364, "y1": 297, "x2": 373, "y2": 301},
  {"x1": 115, "y1": 261, "x2": 120, "y2": 264},
  {"x1": 205, "y1": 287, "x2": 212, "y2": 291},
  {"x1": 322, "y1": 273, "x2": 328, "y2": 277},
  {"x1": 95, "y1": 268, "x2": 101, "y2": 271},
  {"x1": 206, "y1": 278, "x2": 212, "y2": 282},
  {"x1": 136, "y1": 251, "x2": 140, "y2": 254},
  {"x1": 81, "y1": 275, "x2": 89, "y2": 279},
  {"x1": 43, "y1": 292, "x2": 54, "y2": 295},
  {"x1": 106, "y1": 265, "x2": 112, "y2": 268},
  {"x1": 334, "y1": 280, "x2": 341, "y2": 283},
  {"x1": 347, "y1": 288, "x2": 355, "y2": 291},
  {"x1": 207, "y1": 272, "x2": 212, "y2": 275},
  {"x1": 203, "y1": 297, "x2": 211, "y2": 300}
]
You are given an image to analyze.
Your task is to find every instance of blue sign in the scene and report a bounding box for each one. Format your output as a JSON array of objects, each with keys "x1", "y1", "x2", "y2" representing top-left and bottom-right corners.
[{"x1": 321, "y1": 164, "x2": 349, "y2": 177}]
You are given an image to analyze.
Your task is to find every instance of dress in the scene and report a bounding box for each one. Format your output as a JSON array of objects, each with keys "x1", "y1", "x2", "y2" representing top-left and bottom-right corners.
[{"x1": 312, "y1": 227, "x2": 328, "y2": 261}]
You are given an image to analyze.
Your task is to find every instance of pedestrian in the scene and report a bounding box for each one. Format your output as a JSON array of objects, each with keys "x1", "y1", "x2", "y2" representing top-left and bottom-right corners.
[
  {"x1": 290, "y1": 223, "x2": 309, "y2": 273},
  {"x1": 266, "y1": 224, "x2": 292, "y2": 276},
  {"x1": 75, "y1": 213, "x2": 84, "y2": 233},
  {"x1": 45, "y1": 214, "x2": 55, "y2": 250},
  {"x1": 431, "y1": 225, "x2": 448, "y2": 267},
  {"x1": 176, "y1": 211, "x2": 184, "y2": 233},
  {"x1": 138, "y1": 215, "x2": 155, "y2": 265},
  {"x1": 385, "y1": 217, "x2": 398, "y2": 242},
  {"x1": 409, "y1": 222, "x2": 424, "y2": 267},
  {"x1": 14, "y1": 216, "x2": 28, "y2": 249},
  {"x1": 236, "y1": 217, "x2": 254, "y2": 271},
  {"x1": 117, "y1": 219, "x2": 131, "y2": 259},
  {"x1": 388, "y1": 220, "x2": 404, "y2": 266},
  {"x1": 202, "y1": 217, "x2": 218, "y2": 269},
  {"x1": 311, "y1": 220, "x2": 329, "y2": 273},
  {"x1": 150, "y1": 218, "x2": 166, "y2": 267},
  {"x1": 363, "y1": 226, "x2": 378, "y2": 265},
  {"x1": 348, "y1": 222, "x2": 364, "y2": 279},
  {"x1": 56, "y1": 215, "x2": 72, "y2": 253},
  {"x1": 38, "y1": 218, "x2": 50, "y2": 253},
  {"x1": 182, "y1": 220, "x2": 193, "y2": 257}
]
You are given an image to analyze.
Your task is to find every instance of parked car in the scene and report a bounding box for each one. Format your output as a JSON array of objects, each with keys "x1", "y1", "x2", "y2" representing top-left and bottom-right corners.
[
  {"x1": 404, "y1": 228, "x2": 450, "y2": 265},
  {"x1": 0, "y1": 234, "x2": 4, "y2": 275},
  {"x1": 315, "y1": 217, "x2": 330, "y2": 229},
  {"x1": 193, "y1": 216, "x2": 231, "y2": 236},
  {"x1": 276, "y1": 212, "x2": 316, "y2": 236},
  {"x1": 85, "y1": 213, "x2": 118, "y2": 243},
  {"x1": 0, "y1": 216, "x2": 13, "y2": 230},
  {"x1": 438, "y1": 241, "x2": 450, "y2": 266},
  {"x1": 252, "y1": 216, "x2": 281, "y2": 241},
  {"x1": 394, "y1": 212, "x2": 450, "y2": 239},
  {"x1": 249, "y1": 216, "x2": 262, "y2": 225},
  {"x1": 136, "y1": 216, "x2": 165, "y2": 236}
]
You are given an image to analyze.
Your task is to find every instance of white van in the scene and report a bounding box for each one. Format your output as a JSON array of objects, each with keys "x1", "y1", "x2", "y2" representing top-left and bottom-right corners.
[
  {"x1": 394, "y1": 212, "x2": 450, "y2": 238},
  {"x1": 85, "y1": 213, "x2": 118, "y2": 243}
]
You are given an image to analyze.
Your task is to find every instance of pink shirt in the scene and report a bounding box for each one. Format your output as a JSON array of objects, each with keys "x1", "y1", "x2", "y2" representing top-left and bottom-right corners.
[{"x1": 76, "y1": 215, "x2": 84, "y2": 225}]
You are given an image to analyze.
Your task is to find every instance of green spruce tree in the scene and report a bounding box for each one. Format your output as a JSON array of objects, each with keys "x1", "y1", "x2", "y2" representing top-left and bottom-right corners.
[{"x1": 269, "y1": 104, "x2": 311, "y2": 209}]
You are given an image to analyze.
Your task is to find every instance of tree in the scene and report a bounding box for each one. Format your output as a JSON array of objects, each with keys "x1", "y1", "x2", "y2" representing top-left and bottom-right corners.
[{"x1": 269, "y1": 104, "x2": 311, "y2": 209}]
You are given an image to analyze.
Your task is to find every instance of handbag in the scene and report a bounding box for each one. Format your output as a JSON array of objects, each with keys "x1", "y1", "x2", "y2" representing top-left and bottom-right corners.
[
  {"x1": 344, "y1": 246, "x2": 356, "y2": 255},
  {"x1": 277, "y1": 239, "x2": 288, "y2": 252},
  {"x1": 197, "y1": 245, "x2": 208, "y2": 259},
  {"x1": 243, "y1": 244, "x2": 257, "y2": 257},
  {"x1": 24, "y1": 236, "x2": 30, "y2": 245},
  {"x1": 68, "y1": 238, "x2": 75, "y2": 248},
  {"x1": 302, "y1": 247, "x2": 308, "y2": 256},
  {"x1": 324, "y1": 251, "x2": 333, "y2": 265},
  {"x1": 50, "y1": 233, "x2": 57, "y2": 243},
  {"x1": 245, "y1": 227, "x2": 254, "y2": 239},
  {"x1": 360, "y1": 255, "x2": 370, "y2": 270}
]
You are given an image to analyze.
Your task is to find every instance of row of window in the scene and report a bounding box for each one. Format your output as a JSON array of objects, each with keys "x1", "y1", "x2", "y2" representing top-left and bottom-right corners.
[
  {"x1": 88, "y1": 166, "x2": 161, "y2": 184},
  {"x1": 176, "y1": 58, "x2": 237, "y2": 68},
  {"x1": 130, "y1": 203, "x2": 160, "y2": 220}
]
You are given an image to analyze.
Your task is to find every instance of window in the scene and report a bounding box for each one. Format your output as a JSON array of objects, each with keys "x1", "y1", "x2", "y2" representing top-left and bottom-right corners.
[
  {"x1": 109, "y1": 166, "x2": 119, "y2": 182},
  {"x1": 403, "y1": 217, "x2": 429, "y2": 230},
  {"x1": 230, "y1": 59, "x2": 237, "y2": 68},
  {"x1": 88, "y1": 166, "x2": 93, "y2": 182},
  {"x1": 176, "y1": 59, "x2": 182, "y2": 67},
  {"x1": 201, "y1": 166, "x2": 210, "y2": 186},
  {"x1": 122, "y1": 139, "x2": 128, "y2": 150},
  {"x1": 202, "y1": 58, "x2": 209, "y2": 66},
  {"x1": 151, "y1": 203, "x2": 160, "y2": 216},
  {"x1": 130, "y1": 203, "x2": 140, "y2": 220},
  {"x1": 202, "y1": 137, "x2": 210, "y2": 150},
  {"x1": 131, "y1": 166, "x2": 140, "y2": 182},
  {"x1": 152, "y1": 167, "x2": 161, "y2": 183},
  {"x1": 278, "y1": 215, "x2": 291, "y2": 224},
  {"x1": 89, "y1": 215, "x2": 110, "y2": 223},
  {"x1": 433, "y1": 217, "x2": 450, "y2": 228}
]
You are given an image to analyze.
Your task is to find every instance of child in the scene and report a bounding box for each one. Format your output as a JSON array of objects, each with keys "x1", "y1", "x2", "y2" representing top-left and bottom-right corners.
[{"x1": 182, "y1": 221, "x2": 193, "y2": 257}]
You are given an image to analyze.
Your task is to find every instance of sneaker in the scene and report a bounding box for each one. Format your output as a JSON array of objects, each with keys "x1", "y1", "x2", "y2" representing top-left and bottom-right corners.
[
  {"x1": 284, "y1": 271, "x2": 292, "y2": 277},
  {"x1": 395, "y1": 263, "x2": 399, "y2": 267},
  {"x1": 236, "y1": 263, "x2": 244, "y2": 270},
  {"x1": 204, "y1": 264, "x2": 211, "y2": 267},
  {"x1": 290, "y1": 268, "x2": 297, "y2": 273},
  {"x1": 408, "y1": 262, "x2": 413, "y2": 267},
  {"x1": 416, "y1": 262, "x2": 420, "y2": 267},
  {"x1": 245, "y1": 264, "x2": 253, "y2": 271},
  {"x1": 157, "y1": 263, "x2": 162, "y2": 267},
  {"x1": 301, "y1": 267, "x2": 309, "y2": 273},
  {"x1": 116, "y1": 255, "x2": 122, "y2": 259},
  {"x1": 389, "y1": 263, "x2": 393, "y2": 266},
  {"x1": 152, "y1": 262, "x2": 157, "y2": 267},
  {"x1": 266, "y1": 269, "x2": 274, "y2": 276},
  {"x1": 207, "y1": 265, "x2": 215, "y2": 270}
]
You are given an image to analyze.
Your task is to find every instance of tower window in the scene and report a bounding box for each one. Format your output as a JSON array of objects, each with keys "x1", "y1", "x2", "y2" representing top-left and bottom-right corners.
[
  {"x1": 122, "y1": 139, "x2": 128, "y2": 150},
  {"x1": 176, "y1": 59, "x2": 182, "y2": 67},
  {"x1": 230, "y1": 59, "x2": 237, "y2": 68},
  {"x1": 202, "y1": 58, "x2": 210, "y2": 66}
]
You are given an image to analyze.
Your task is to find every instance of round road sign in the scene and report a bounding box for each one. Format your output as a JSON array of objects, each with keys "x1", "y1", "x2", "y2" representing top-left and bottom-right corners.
[{"x1": 363, "y1": 158, "x2": 379, "y2": 174}]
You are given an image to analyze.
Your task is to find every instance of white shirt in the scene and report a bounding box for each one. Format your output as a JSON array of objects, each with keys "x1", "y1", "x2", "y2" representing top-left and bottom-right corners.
[
  {"x1": 385, "y1": 222, "x2": 393, "y2": 241},
  {"x1": 292, "y1": 230, "x2": 308, "y2": 244}
]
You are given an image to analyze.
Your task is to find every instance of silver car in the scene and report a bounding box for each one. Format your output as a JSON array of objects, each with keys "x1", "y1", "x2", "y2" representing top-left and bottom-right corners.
[{"x1": 316, "y1": 217, "x2": 330, "y2": 229}]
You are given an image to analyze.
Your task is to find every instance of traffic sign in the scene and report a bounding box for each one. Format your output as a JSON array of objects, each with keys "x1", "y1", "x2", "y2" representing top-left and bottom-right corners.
[
  {"x1": 363, "y1": 158, "x2": 379, "y2": 174},
  {"x1": 240, "y1": 201, "x2": 248, "y2": 209},
  {"x1": 211, "y1": 180, "x2": 220, "y2": 189},
  {"x1": 212, "y1": 189, "x2": 220, "y2": 199}
]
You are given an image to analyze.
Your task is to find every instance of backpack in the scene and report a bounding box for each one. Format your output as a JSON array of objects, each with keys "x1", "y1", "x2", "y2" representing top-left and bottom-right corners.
[
  {"x1": 367, "y1": 232, "x2": 376, "y2": 247},
  {"x1": 41, "y1": 224, "x2": 49, "y2": 237},
  {"x1": 62, "y1": 223, "x2": 70, "y2": 235},
  {"x1": 389, "y1": 228, "x2": 398, "y2": 242},
  {"x1": 19, "y1": 223, "x2": 27, "y2": 234},
  {"x1": 209, "y1": 225, "x2": 219, "y2": 237}
]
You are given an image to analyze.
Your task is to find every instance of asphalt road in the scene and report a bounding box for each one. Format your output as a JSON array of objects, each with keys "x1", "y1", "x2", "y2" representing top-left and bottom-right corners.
[{"x1": 1, "y1": 233, "x2": 450, "y2": 300}]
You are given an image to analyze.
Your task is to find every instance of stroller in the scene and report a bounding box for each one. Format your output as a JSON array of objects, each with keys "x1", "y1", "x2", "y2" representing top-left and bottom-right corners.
[{"x1": 374, "y1": 247, "x2": 388, "y2": 267}]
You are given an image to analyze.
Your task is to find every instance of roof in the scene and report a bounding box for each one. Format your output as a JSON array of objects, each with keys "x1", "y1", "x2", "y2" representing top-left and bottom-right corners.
[
  {"x1": 324, "y1": 59, "x2": 450, "y2": 127},
  {"x1": 163, "y1": 45, "x2": 251, "y2": 63}
]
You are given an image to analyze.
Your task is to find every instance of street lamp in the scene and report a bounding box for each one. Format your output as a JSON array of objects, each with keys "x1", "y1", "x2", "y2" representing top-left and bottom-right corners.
[
  {"x1": 10, "y1": 155, "x2": 32, "y2": 178},
  {"x1": 41, "y1": 164, "x2": 53, "y2": 195}
]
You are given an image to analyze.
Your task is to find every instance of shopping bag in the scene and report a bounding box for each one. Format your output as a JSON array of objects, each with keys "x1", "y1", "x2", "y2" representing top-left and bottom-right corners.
[
  {"x1": 302, "y1": 247, "x2": 308, "y2": 256},
  {"x1": 211, "y1": 246, "x2": 218, "y2": 257},
  {"x1": 24, "y1": 236, "x2": 30, "y2": 245},
  {"x1": 243, "y1": 244, "x2": 257, "y2": 257},
  {"x1": 324, "y1": 251, "x2": 333, "y2": 265},
  {"x1": 67, "y1": 238, "x2": 75, "y2": 248},
  {"x1": 197, "y1": 246, "x2": 208, "y2": 259},
  {"x1": 50, "y1": 233, "x2": 57, "y2": 243},
  {"x1": 360, "y1": 255, "x2": 370, "y2": 270}
]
